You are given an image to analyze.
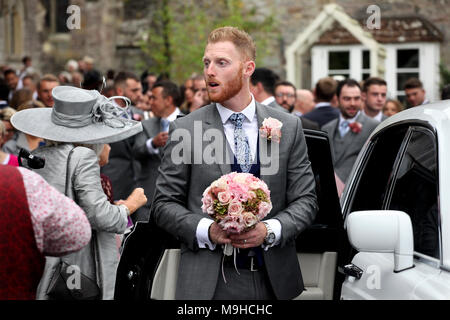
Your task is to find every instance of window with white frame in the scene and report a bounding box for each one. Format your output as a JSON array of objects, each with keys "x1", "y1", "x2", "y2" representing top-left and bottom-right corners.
[{"x1": 311, "y1": 43, "x2": 440, "y2": 104}]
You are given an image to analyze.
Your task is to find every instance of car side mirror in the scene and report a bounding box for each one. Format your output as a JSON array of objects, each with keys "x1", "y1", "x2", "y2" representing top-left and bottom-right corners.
[{"x1": 346, "y1": 210, "x2": 414, "y2": 272}]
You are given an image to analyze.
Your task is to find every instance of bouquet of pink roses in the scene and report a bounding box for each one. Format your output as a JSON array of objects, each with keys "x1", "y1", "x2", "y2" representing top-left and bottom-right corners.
[{"x1": 201, "y1": 172, "x2": 272, "y2": 236}]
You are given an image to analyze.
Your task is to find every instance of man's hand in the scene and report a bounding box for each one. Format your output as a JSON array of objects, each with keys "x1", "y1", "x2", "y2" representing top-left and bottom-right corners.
[
  {"x1": 229, "y1": 222, "x2": 267, "y2": 249},
  {"x1": 209, "y1": 222, "x2": 231, "y2": 245},
  {"x1": 152, "y1": 131, "x2": 169, "y2": 148}
]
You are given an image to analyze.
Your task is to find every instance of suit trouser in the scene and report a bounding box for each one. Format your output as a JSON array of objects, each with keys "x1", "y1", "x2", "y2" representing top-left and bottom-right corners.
[{"x1": 212, "y1": 264, "x2": 276, "y2": 300}]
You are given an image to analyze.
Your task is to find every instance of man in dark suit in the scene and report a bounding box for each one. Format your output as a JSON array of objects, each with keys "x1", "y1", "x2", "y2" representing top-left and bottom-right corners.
[
  {"x1": 362, "y1": 77, "x2": 388, "y2": 122},
  {"x1": 133, "y1": 81, "x2": 181, "y2": 221},
  {"x1": 274, "y1": 81, "x2": 320, "y2": 130},
  {"x1": 151, "y1": 26, "x2": 317, "y2": 300},
  {"x1": 322, "y1": 79, "x2": 379, "y2": 184},
  {"x1": 101, "y1": 71, "x2": 143, "y2": 221},
  {"x1": 303, "y1": 77, "x2": 340, "y2": 127},
  {"x1": 249, "y1": 67, "x2": 288, "y2": 113}
]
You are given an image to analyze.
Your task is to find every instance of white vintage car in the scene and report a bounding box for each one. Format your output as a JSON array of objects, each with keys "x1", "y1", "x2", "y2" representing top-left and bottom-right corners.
[
  {"x1": 115, "y1": 101, "x2": 450, "y2": 300},
  {"x1": 340, "y1": 101, "x2": 450, "y2": 299}
]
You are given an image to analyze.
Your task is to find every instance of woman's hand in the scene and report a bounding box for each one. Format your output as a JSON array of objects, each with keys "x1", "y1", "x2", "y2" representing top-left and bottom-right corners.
[{"x1": 116, "y1": 188, "x2": 147, "y2": 215}]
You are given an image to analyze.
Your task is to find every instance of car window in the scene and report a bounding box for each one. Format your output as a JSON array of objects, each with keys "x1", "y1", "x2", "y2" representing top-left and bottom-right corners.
[
  {"x1": 344, "y1": 124, "x2": 409, "y2": 216},
  {"x1": 386, "y1": 128, "x2": 440, "y2": 259}
]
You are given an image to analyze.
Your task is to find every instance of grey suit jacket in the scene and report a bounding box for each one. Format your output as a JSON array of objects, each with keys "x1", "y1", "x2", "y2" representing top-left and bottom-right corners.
[
  {"x1": 322, "y1": 112, "x2": 379, "y2": 183},
  {"x1": 267, "y1": 100, "x2": 289, "y2": 113},
  {"x1": 133, "y1": 117, "x2": 164, "y2": 214},
  {"x1": 151, "y1": 102, "x2": 318, "y2": 300}
]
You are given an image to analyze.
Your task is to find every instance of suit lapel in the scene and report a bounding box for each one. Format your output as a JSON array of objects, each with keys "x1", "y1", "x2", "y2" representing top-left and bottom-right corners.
[{"x1": 204, "y1": 104, "x2": 232, "y2": 176}]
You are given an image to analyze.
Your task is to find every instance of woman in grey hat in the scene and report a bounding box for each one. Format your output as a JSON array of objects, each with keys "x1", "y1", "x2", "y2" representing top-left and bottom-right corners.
[{"x1": 11, "y1": 86, "x2": 147, "y2": 300}]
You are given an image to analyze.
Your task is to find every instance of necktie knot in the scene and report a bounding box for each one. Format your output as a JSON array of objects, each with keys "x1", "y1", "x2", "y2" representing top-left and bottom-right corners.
[
  {"x1": 229, "y1": 113, "x2": 245, "y2": 128},
  {"x1": 340, "y1": 120, "x2": 349, "y2": 128},
  {"x1": 161, "y1": 118, "x2": 170, "y2": 132},
  {"x1": 339, "y1": 120, "x2": 350, "y2": 137}
]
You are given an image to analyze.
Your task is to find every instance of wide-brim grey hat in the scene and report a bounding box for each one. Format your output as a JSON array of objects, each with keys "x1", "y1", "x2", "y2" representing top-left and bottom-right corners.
[{"x1": 11, "y1": 86, "x2": 142, "y2": 144}]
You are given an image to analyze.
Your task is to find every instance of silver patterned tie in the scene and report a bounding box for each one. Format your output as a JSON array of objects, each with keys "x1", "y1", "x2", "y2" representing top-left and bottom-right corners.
[{"x1": 229, "y1": 113, "x2": 251, "y2": 173}]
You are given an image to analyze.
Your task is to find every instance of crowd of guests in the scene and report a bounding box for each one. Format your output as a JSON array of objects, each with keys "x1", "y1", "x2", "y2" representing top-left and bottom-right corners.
[{"x1": 1, "y1": 53, "x2": 450, "y2": 300}]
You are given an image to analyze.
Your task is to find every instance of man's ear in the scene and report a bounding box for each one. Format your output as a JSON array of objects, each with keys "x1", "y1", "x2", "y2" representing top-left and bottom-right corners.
[
  {"x1": 361, "y1": 91, "x2": 367, "y2": 102},
  {"x1": 115, "y1": 86, "x2": 124, "y2": 96},
  {"x1": 243, "y1": 60, "x2": 255, "y2": 78}
]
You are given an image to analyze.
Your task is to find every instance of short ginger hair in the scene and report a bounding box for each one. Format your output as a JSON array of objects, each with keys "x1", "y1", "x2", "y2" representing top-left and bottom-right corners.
[{"x1": 207, "y1": 26, "x2": 256, "y2": 61}]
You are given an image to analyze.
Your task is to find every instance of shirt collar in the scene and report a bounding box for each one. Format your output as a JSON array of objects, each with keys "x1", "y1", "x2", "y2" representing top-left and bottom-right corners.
[
  {"x1": 339, "y1": 111, "x2": 360, "y2": 125},
  {"x1": 363, "y1": 109, "x2": 382, "y2": 121},
  {"x1": 315, "y1": 102, "x2": 331, "y2": 108},
  {"x1": 261, "y1": 96, "x2": 275, "y2": 106},
  {"x1": 216, "y1": 95, "x2": 256, "y2": 124},
  {"x1": 163, "y1": 107, "x2": 180, "y2": 122}
]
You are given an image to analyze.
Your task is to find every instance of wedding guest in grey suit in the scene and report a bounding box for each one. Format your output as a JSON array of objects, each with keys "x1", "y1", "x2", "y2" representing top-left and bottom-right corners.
[
  {"x1": 362, "y1": 77, "x2": 388, "y2": 122},
  {"x1": 133, "y1": 80, "x2": 182, "y2": 221},
  {"x1": 250, "y1": 67, "x2": 288, "y2": 113},
  {"x1": 322, "y1": 79, "x2": 379, "y2": 184},
  {"x1": 101, "y1": 72, "x2": 143, "y2": 221},
  {"x1": 151, "y1": 26, "x2": 317, "y2": 300}
]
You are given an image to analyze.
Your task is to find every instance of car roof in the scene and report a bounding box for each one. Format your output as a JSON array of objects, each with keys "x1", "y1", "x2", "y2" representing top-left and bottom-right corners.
[{"x1": 372, "y1": 100, "x2": 450, "y2": 138}]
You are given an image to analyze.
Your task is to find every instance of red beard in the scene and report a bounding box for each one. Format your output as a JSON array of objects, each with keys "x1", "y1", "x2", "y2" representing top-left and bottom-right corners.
[{"x1": 207, "y1": 64, "x2": 243, "y2": 103}]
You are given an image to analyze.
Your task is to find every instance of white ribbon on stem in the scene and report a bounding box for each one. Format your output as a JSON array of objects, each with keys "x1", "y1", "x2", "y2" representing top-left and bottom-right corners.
[{"x1": 221, "y1": 244, "x2": 240, "y2": 283}]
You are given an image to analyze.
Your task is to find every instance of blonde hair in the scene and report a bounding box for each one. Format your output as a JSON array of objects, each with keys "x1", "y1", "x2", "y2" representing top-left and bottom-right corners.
[
  {"x1": 207, "y1": 26, "x2": 256, "y2": 61},
  {"x1": 0, "y1": 120, "x2": 5, "y2": 137},
  {"x1": 17, "y1": 99, "x2": 46, "y2": 111},
  {"x1": 0, "y1": 107, "x2": 17, "y2": 121}
]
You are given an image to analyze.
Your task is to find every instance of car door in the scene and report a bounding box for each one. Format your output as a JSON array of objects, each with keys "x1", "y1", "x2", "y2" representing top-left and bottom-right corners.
[
  {"x1": 114, "y1": 129, "x2": 343, "y2": 300},
  {"x1": 340, "y1": 123, "x2": 449, "y2": 299}
]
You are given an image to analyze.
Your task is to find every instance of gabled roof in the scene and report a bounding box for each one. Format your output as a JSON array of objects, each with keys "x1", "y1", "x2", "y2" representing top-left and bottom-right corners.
[{"x1": 315, "y1": 16, "x2": 443, "y2": 45}]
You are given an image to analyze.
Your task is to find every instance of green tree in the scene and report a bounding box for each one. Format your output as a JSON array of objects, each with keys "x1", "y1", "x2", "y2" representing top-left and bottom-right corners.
[{"x1": 139, "y1": 0, "x2": 277, "y2": 84}]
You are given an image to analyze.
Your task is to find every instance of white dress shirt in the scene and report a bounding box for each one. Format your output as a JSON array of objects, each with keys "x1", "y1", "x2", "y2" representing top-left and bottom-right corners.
[
  {"x1": 315, "y1": 102, "x2": 331, "y2": 109},
  {"x1": 261, "y1": 96, "x2": 276, "y2": 106},
  {"x1": 146, "y1": 107, "x2": 180, "y2": 154},
  {"x1": 196, "y1": 95, "x2": 281, "y2": 250},
  {"x1": 363, "y1": 109, "x2": 383, "y2": 122}
]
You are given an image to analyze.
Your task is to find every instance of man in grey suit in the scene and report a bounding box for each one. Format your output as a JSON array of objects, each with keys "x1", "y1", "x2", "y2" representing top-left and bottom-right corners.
[
  {"x1": 249, "y1": 67, "x2": 288, "y2": 113},
  {"x1": 322, "y1": 79, "x2": 379, "y2": 184},
  {"x1": 362, "y1": 77, "x2": 388, "y2": 122},
  {"x1": 151, "y1": 27, "x2": 317, "y2": 300},
  {"x1": 101, "y1": 72, "x2": 143, "y2": 221},
  {"x1": 133, "y1": 81, "x2": 181, "y2": 221}
]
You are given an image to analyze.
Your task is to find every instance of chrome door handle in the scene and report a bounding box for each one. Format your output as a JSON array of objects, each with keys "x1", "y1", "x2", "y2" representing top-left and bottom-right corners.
[{"x1": 340, "y1": 264, "x2": 363, "y2": 279}]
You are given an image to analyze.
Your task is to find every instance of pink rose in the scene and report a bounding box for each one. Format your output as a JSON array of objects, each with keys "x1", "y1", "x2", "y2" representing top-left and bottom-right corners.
[
  {"x1": 262, "y1": 117, "x2": 283, "y2": 130},
  {"x1": 242, "y1": 212, "x2": 258, "y2": 228},
  {"x1": 217, "y1": 191, "x2": 232, "y2": 204},
  {"x1": 228, "y1": 201, "x2": 243, "y2": 216},
  {"x1": 257, "y1": 201, "x2": 272, "y2": 220},
  {"x1": 260, "y1": 117, "x2": 283, "y2": 143},
  {"x1": 270, "y1": 128, "x2": 281, "y2": 143}
]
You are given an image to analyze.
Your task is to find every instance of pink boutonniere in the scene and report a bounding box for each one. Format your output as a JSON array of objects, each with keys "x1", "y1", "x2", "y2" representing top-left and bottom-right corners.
[
  {"x1": 259, "y1": 117, "x2": 283, "y2": 143},
  {"x1": 132, "y1": 113, "x2": 143, "y2": 121},
  {"x1": 348, "y1": 122, "x2": 362, "y2": 134}
]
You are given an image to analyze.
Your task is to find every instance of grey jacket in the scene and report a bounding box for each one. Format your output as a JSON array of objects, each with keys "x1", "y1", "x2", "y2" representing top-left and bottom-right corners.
[
  {"x1": 151, "y1": 102, "x2": 318, "y2": 300},
  {"x1": 322, "y1": 112, "x2": 379, "y2": 183},
  {"x1": 2, "y1": 131, "x2": 29, "y2": 156},
  {"x1": 132, "y1": 117, "x2": 163, "y2": 219},
  {"x1": 32, "y1": 143, "x2": 128, "y2": 300}
]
